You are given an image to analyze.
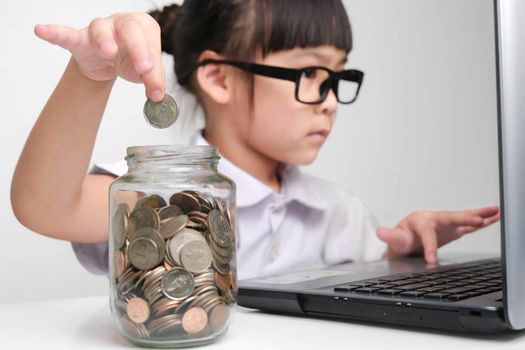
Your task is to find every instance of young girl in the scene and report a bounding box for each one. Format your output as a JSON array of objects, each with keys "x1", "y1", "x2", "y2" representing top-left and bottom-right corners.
[{"x1": 11, "y1": 0, "x2": 499, "y2": 280}]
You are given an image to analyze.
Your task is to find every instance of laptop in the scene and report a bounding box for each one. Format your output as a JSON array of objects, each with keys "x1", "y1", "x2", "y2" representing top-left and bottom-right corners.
[{"x1": 237, "y1": 0, "x2": 525, "y2": 333}]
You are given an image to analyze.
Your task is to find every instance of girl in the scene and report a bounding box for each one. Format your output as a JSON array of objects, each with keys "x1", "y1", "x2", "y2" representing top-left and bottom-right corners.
[{"x1": 11, "y1": 0, "x2": 499, "y2": 280}]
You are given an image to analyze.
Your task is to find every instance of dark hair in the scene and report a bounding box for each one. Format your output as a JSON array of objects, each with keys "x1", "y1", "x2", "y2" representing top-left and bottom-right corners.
[{"x1": 149, "y1": 0, "x2": 352, "y2": 92}]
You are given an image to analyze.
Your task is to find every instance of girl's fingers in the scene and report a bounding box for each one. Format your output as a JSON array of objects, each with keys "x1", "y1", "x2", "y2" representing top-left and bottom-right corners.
[
  {"x1": 34, "y1": 24, "x2": 82, "y2": 51},
  {"x1": 376, "y1": 227, "x2": 414, "y2": 255},
  {"x1": 455, "y1": 225, "x2": 483, "y2": 236},
  {"x1": 113, "y1": 15, "x2": 164, "y2": 99},
  {"x1": 140, "y1": 22, "x2": 165, "y2": 101},
  {"x1": 88, "y1": 18, "x2": 118, "y2": 59},
  {"x1": 114, "y1": 16, "x2": 154, "y2": 74},
  {"x1": 466, "y1": 205, "x2": 500, "y2": 218},
  {"x1": 483, "y1": 212, "x2": 501, "y2": 226},
  {"x1": 419, "y1": 226, "x2": 438, "y2": 264},
  {"x1": 439, "y1": 211, "x2": 484, "y2": 227}
]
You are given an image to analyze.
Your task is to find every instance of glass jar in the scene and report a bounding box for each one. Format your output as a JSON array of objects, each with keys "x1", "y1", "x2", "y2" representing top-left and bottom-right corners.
[{"x1": 108, "y1": 145, "x2": 237, "y2": 348}]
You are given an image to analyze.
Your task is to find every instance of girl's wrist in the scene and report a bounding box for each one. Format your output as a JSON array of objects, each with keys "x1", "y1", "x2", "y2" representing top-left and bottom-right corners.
[{"x1": 66, "y1": 57, "x2": 117, "y2": 88}]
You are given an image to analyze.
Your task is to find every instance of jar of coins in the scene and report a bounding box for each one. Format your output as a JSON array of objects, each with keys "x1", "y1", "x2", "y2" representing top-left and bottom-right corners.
[{"x1": 109, "y1": 144, "x2": 237, "y2": 348}]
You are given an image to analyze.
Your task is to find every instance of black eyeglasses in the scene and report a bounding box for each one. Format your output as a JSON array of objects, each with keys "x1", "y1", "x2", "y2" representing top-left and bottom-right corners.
[{"x1": 179, "y1": 59, "x2": 364, "y2": 105}]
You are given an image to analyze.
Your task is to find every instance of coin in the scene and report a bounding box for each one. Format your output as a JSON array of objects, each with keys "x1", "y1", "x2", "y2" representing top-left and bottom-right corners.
[
  {"x1": 182, "y1": 307, "x2": 208, "y2": 334},
  {"x1": 212, "y1": 258, "x2": 230, "y2": 276},
  {"x1": 159, "y1": 215, "x2": 188, "y2": 239},
  {"x1": 128, "y1": 237, "x2": 160, "y2": 271},
  {"x1": 119, "y1": 316, "x2": 149, "y2": 339},
  {"x1": 135, "y1": 194, "x2": 167, "y2": 210},
  {"x1": 170, "y1": 192, "x2": 201, "y2": 213},
  {"x1": 148, "y1": 314, "x2": 182, "y2": 335},
  {"x1": 159, "y1": 205, "x2": 184, "y2": 221},
  {"x1": 127, "y1": 297, "x2": 150, "y2": 324},
  {"x1": 112, "y1": 203, "x2": 129, "y2": 249},
  {"x1": 143, "y1": 94, "x2": 179, "y2": 129},
  {"x1": 180, "y1": 240, "x2": 213, "y2": 274},
  {"x1": 114, "y1": 250, "x2": 127, "y2": 279},
  {"x1": 208, "y1": 210, "x2": 233, "y2": 247},
  {"x1": 128, "y1": 206, "x2": 160, "y2": 232},
  {"x1": 131, "y1": 228, "x2": 166, "y2": 265},
  {"x1": 168, "y1": 228, "x2": 207, "y2": 265},
  {"x1": 152, "y1": 298, "x2": 182, "y2": 316},
  {"x1": 210, "y1": 303, "x2": 230, "y2": 331},
  {"x1": 214, "y1": 272, "x2": 230, "y2": 293},
  {"x1": 161, "y1": 267, "x2": 195, "y2": 301}
]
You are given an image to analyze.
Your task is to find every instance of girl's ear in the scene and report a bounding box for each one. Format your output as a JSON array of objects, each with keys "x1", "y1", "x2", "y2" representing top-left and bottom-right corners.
[{"x1": 195, "y1": 50, "x2": 232, "y2": 104}]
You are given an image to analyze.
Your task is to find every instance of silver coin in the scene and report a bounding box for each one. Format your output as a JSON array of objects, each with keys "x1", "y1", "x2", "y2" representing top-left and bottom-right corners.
[
  {"x1": 112, "y1": 203, "x2": 129, "y2": 249},
  {"x1": 159, "y1": 215, "x2": 188, "y2": 239},
  {"x1": 161, "y1": 267, "x2": 195, "y2": 301},
  {"x1": 180, "y1": 240, "x2": 213, "y2": 274},
  {"x1": 169, "y1": 192, "x2": 201, "y2": 213},
  {"x1": 128, "y1": 237, "x2": 160, "y2": 271},
  {"x1": 135, "y1": 194, "x2": 167, "y2": 210},
  {"x1": 168, "y1": 228, "x2": 206, "y2": 265},
  {"x1": 143, "y1": 94, "x2": 179, "y2": 129},
  {"x1": 212, "y1": 258, "x2": 230, "y2": 276},
  {"x1": 208, "y1": 210, "x2": 233, "y2": 247},
  {"x1": 159, "y1": 205, "x2": 184, "y2": 221},
  {"x1": 131, "y1": 228, "x2": 166, "y2": 265},
  {"x1": 129, "y1": 206, "x2": 160, "y2": 232},
  {"x1": 208, "y1": 235, "x2": 233, "y2": 260}
]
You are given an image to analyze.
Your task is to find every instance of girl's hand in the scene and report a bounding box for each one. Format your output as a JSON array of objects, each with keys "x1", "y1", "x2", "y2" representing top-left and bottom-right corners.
[
  {"x1": 376, "y1": 206, "x2": 500, "y2": 264},
  {"x1": 34, "y1": 13, "x2": 165, "y2": 101}
]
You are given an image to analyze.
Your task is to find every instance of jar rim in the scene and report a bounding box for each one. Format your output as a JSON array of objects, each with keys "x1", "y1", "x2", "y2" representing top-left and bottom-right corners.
[{"x1": 125, "y1": 145, "x2": 221, "y2": 167}]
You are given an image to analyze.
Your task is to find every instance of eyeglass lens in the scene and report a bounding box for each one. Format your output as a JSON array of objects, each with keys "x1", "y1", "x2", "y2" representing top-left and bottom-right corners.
[{"x1": 297, "y1": 68, "x2": 359, "y2": 104}]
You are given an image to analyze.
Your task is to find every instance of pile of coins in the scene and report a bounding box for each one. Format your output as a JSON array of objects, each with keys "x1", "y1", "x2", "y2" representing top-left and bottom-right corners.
[{"x1": 111, "y1": 191, "x2": 236, "y2": 340}]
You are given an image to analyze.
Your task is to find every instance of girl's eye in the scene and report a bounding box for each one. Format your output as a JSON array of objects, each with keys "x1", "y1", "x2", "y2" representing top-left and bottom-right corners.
[{"x1": 302, "y1": 68, "x2": 317, "y2": 79}]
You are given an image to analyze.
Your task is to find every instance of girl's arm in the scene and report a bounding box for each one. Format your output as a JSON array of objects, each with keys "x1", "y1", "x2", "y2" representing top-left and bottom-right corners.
[
  {"x1": 11, "y1": 59, "x2": 116, "y2": 243},
  {"x1": 11, "y1": 14, "x2": 165, "y2": 243}
]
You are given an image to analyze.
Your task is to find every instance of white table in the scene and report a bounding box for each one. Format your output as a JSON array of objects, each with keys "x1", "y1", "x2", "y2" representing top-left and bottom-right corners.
[{"x1": 1, "y1": 296, "x2": 524, "y2": 349}]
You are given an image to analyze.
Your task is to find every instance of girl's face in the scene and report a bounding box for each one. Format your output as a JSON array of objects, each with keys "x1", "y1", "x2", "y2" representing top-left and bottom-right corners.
[{"x1": 233, "y1": 45, "x2": 348, "y2": 166}]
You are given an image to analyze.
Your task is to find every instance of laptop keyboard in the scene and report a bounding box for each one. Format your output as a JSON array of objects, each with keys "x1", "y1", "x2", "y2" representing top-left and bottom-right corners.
[{"x1": 333, "y1": 259, "x2": 502, "y2": 302}]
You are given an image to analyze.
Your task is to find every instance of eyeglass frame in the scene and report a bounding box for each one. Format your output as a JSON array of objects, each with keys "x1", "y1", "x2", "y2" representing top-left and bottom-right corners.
[{"x1": 178, "y1": 59, "x2": 365, "y2": 105}]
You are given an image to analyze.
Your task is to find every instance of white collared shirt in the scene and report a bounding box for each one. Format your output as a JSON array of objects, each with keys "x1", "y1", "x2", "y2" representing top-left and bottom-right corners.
[{"x1": 72, "y1": 132, "x2": 387, "y2": 280}]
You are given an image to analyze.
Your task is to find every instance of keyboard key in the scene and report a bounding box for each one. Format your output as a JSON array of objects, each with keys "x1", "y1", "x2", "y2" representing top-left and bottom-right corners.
[
  {"x1": 370, "y1": 284, "x2": 397, "y2": 289},
  {"x1": 396, "y1": 283, "x2": 433, "y2": 291},
  {"x1": 350, "y1": 281, "x2": 378, "y2": 287},
  {"x1": 376, "y1": 289, "x2": 403, "y2": 296},
  {"x1": 354, "y1": 287, "x2": 381, "y2": 294},
  {"x1": 382, "y1": 275, "x2": 411, "y2": 282},
  {"x1": 333, "y1": 285, "x2": 360, "y2": 292},
  {"x1": 417, "y1": 285, "x2": 454, "y2": 293},
  {"x1": 399, "y1": 291, "x2": 426, "y2": 298},
  {"x1": 441, "y1": 286, "x2": 477, "y2": 294},
  {"x1": 448, "y1": 294, "x2": 469, "y2": 301},
  {"x1": 389, "y1": 279, "x2": 419, "y2": 286},
  {"x1": 423, "y1": 292, "x2": 450, "y2": 299}
]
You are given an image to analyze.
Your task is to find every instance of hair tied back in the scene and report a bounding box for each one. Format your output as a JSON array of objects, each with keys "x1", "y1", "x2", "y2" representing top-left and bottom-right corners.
[{"x1": 149, "y1": 3, "x2": 182, "y2": 55}]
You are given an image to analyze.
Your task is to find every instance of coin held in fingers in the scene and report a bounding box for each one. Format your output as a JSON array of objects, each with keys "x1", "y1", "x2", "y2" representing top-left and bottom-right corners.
[{"x1": 143, "y1": 94, "x2": 179, "y2": 128}]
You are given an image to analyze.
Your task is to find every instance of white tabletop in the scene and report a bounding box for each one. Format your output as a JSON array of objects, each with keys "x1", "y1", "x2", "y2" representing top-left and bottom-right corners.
[{"x1": 1, "y1": 296, "x2": 524, "y2": 349}]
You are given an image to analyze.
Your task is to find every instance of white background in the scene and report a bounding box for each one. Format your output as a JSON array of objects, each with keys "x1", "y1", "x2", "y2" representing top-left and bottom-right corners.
[{"x1": 0, "y1": 0, "x2": 499, "y2": 302}]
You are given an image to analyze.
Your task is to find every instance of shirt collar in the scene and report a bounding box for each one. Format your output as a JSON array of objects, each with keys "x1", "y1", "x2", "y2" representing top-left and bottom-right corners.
[{"x1": 191, "y1": 131, "x2": 328, "y2": 211}]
